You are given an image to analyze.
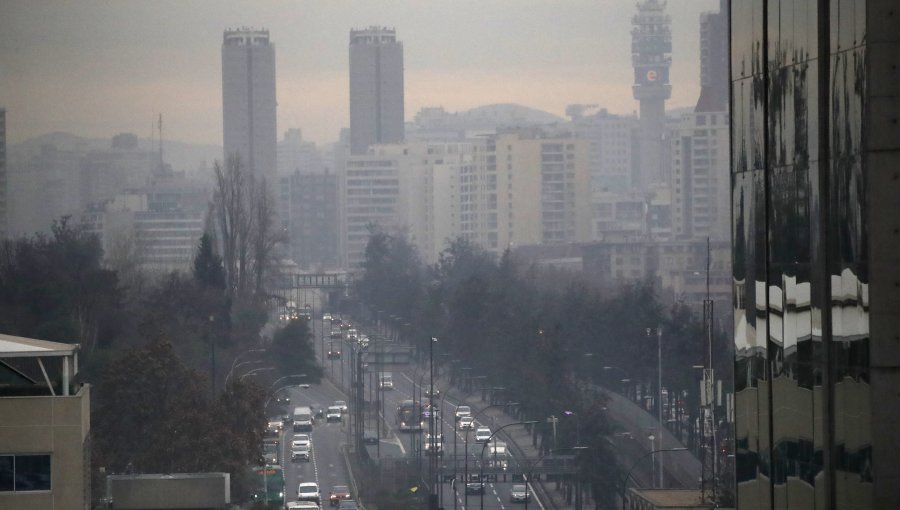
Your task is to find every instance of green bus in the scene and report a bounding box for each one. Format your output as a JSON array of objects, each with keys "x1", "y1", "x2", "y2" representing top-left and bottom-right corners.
[{"x1": 251, "y1": 465, "x2": 285, "y2": 507}]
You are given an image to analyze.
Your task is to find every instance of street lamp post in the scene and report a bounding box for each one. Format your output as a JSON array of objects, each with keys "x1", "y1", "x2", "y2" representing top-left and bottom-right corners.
[
  {"x1": 479, "y1": 421, "x2": 538, "y2": 510},
  {"x1": 620, "y1": 447, "x2": 688, "y2": 510},
  {"x1": 646, "y1": 326, "x2": 663, "y2": 488},
  {"x1": 225, "y1": 348, "x2": 267, "y2": 387},
  {"x1": 240, "y1": 366, "x2": 274, "y2": 382}
]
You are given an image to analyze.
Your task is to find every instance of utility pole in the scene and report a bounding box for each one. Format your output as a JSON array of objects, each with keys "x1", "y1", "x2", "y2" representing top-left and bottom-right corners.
[{"x1": 700, "y1": 236, "x2": 716, "y2": 503}]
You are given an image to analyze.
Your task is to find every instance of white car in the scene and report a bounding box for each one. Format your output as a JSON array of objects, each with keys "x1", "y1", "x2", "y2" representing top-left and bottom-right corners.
[
  {"x1": 292, "y1": 434, "x2": 311, "y2": 449},
  {"x1": 287, "y1": 502, "x2": 320, "y2": 510},
  {"x1": 326, "y1": 406, "x2": 343, "y2": 422},
  {"x1": 459, "y1": 415, "x2": 475, "y2": 430},
  {"x1": 323, "y1": 313, "x2": 332, "y2": 322},
  {"x1": 334, "y1": 400, "x2": 348, "y2": 413},
  {"x1": 297, "y1": 482, "x2": 321, "y2": 503},
  {"x1": 455, "y1": 405, "x2": 472, "y2": 421},
  {"x1": 475, "y1": 426, "x2": 492, "y2": 443},
  {"x1": 292, "y1": 444, "x2": 310, "y2": 462}
]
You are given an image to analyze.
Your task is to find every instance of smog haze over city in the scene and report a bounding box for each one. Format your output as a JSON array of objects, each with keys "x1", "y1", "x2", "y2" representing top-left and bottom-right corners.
[{"x1": 2, "y1": 0, "x2": 716, "y2": 146}]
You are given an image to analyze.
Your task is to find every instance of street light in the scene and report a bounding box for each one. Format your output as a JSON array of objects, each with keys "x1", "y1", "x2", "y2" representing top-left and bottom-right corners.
[
  {"x1": 240, "y1": 366, "x2": 274, "y2": 381},
  {"x1": 479, "y1": 421, "x2": 539, "y2": 510},
  {"x1": 224, "y1": 359, "x2": 264, "y2": 387},
  {"x1": 646, "y1": 326, "x2": 663, "y2": 488},
  {"x1": 225, "y1": 348, "x2": 267, "y2": 386},
  {"x1": 620, "y1": 447, "x2": 688, "y2": 510}
]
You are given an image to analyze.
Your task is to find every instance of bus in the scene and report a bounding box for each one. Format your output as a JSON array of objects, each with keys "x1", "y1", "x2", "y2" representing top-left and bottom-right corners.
[
  {"x1": 397, "y1": 399, "x2": 424, "y2": 432},
  {"x1": 251, "y1": 465, "x2": 285, "y2": 507}
]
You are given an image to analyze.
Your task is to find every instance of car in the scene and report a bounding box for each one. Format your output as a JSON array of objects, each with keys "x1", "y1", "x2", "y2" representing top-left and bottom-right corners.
[
  {"x1": 465, "y1": 481, "x2": 485, "y2": 494},
  {"x1": 292, "y1": 434, "x2": 311, "y2": 448},
  {"x1": 358, "y1": 335, "x2": 370, "y2": 350},
  {"x1": 347, "y1": 328, "x2": 358, "y2": 341},
  {"x1": 330, "y1": 329, "x2": 343, "y2": 339},
  {"x1": 329, "y1": 485, "x2": 351, "y2": 506},
  {"x1": 509, "y1": 483, "x2": 531, "y2": 503},
  {"x1": 337, "y1": 500, "x2": 359, "y2": 510},
  {"x1": 334, "y1": 400, "x2": 349, "y2": 413},
  {"x1": 323, "y1": 312, "x2": 332, "y2": 322},
  {"x1": 275, "y1": 395, "x2": 292, "y2": 406},
  {"x1": 326, "y1": 406, "x2": 343, "y2": 423},
  {"x1": 455, "y1": 405, "x2": 472, "y2": 421},
  {"x1": 475, "y1": 426, "x2": 492, "y2": 443},
  {"x1": 297, "y1": 482, "x2": 321, "y2": 503},
  {"x1": 292, "y1": 443, "x2": 311, "y2": 462},
  {"x1": 425, "y1": 386, "x2": 440, "y2": 398},
  {"x1": 266, "y1": 419, "x2": 283, "y2": 436},
  {"x1": 327, "y1": 344, "x2": 342, "y2": 359},
  {"x1": 262, "y1": 442, "x2": 279, "y2": 465},
  {"x1": 459, "y1": 415, "x2": 475, "y2": 430},
  {"x1": 363, "y1": 430, "x2": 379, "y2": 445},
  {"x1": 287, "y1": 502, "x2": 320, "y2": 510},
  {"x1": 379, "y1": 374, "x2": 393, "y2": 390}
]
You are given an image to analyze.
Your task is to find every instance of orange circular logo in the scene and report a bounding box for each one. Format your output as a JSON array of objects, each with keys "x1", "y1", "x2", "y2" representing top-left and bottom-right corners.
[{"x1": 646, "y1": 70, "x2": 658, "y2": 82}]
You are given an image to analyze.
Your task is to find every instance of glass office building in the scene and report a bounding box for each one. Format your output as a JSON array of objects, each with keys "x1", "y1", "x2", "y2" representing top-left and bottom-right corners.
[{"x1": 731, "y1": 1, "x2": 899, "y2": 509}]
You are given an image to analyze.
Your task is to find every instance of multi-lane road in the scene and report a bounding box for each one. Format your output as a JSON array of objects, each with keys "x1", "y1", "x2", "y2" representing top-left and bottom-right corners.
[{"x1": 268, "y1": 312, "x2": 543, "y2": 510}]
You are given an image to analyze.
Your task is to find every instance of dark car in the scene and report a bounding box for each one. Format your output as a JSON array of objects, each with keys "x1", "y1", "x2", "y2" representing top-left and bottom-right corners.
[
  {"x1": 329, "y1": 485, "x2": 351, "y2": 506},
  {"x1": 327, "y1": 345, "x2": 342, "y2": 359},
  {"x1": 337, "y1": 500, "x2": 359, "y2": 510},
  {"x1": 363, "y1": 430, "x2": 379, "y2": 445},
  {"x1": 465, "y1": 482, "x2": 485, "y2": 495}
]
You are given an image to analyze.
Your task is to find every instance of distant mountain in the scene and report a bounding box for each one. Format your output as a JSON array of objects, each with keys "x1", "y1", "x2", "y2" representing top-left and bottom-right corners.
[
  {"x1": 457, "y1": 103, "x2": 566, "y2": 126},
  {"x1": 9, "y1": 132, "x2": 222, "y2": 174}
]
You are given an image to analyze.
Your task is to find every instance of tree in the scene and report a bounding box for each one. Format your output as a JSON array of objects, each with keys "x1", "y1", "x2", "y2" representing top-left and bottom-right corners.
[
  {"x1": 193, "y1": 231, "x2": 226, "y2": 290},
  {"x1": 211, "y1": 155, "x2": 281, "y2": 303},
  {"x1": 268, "y1": 319, "x2": 323, "y2": 382},
  {"x1": 93, "y1": 339, "x2": 265, "y2": 478},
  {"x1": 0, "y1": 217, "x2": 121, "y2": 355}
]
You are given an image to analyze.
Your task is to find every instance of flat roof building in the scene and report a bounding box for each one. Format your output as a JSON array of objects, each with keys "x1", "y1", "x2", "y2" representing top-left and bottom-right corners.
[{"x1": 0, "y1": 334, "x2": 90, "y2": 510}]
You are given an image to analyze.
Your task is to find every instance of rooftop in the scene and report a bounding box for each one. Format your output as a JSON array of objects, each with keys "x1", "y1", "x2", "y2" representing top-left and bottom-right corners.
[{"x1": 0, "y1": 332, "x2": 79, "y2": 358}]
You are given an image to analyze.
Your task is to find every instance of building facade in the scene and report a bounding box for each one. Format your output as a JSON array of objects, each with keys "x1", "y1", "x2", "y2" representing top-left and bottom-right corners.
[
  {"x1": 671, "y1": 110, "x2": 730, "y2": 241},
  {"x1": 349, "y1": 27, "x2": 404, "y2": 155},
  {"x1": 0, "y1": 334, "x2": 90, "y2": 510},
  {"x1": 284, "y1": 171, "x2": 339, "y2": 270},
  {"x1": 731, "y1": 1, "x2": 899, "y2": 508},
  {"x1": 222, "y1": 28, "x2": 277, "y2": 185}
]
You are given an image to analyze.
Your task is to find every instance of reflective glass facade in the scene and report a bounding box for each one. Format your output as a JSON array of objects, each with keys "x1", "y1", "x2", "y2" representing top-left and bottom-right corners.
[{"x1": 732, "y1": 1, "x2": 899, "y2": 508}]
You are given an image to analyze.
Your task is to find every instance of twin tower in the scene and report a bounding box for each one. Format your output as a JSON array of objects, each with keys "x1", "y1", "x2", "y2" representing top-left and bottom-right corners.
[{"x1": 221, "y1": 26, "x2": 405, "y2": 184}]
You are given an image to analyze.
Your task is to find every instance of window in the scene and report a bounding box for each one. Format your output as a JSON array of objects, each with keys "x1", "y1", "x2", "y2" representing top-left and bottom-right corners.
[{"x1": 0, "y1": 454, "x2": 51, "y2": 492}]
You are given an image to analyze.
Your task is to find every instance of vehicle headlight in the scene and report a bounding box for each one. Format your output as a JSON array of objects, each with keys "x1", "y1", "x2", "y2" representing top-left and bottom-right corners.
[{"x1": 279, "y1": 491, "x2": 284, "y2": 498}]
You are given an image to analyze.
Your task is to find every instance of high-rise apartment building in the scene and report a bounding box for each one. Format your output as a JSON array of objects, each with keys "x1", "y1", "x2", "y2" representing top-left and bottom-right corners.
[
  {"x1": 696, "y1": 0, "x2": 728, "y2": 112},
  {"x1": 222, "y1": 28, "x2": 277, "y2": 185},
  {"x1": 486, "y1": 129, "x2": 592, "y2": 250},
  {"x1": 731, "y1": 2, "x2": 899, "y2": 508},
  {"x1": 349, "y1": 27, "x2": 404, "y2": 155},
  {"x1": 671, "y1": 110, "x2": 729, "y2": 241},
  {"x1": 277, "y1": 128, "x2": 322, "y2": 176},
  {"x1": 284, "y1": 171, "x2": 339, "y2": 269},
  {"x1": 632, "y1": 0, "x2": 672, "y2": 190},
  {"x1": 567, "y1": 106, "x2": 638, "y2": 194},
  {"x1": 0, "y1": 108, "x2": 6, "y2": 239}
]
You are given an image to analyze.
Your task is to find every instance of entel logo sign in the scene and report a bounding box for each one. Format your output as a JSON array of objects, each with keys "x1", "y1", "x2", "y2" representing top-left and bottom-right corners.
[{"x1": 646, "y1": 69, "x2": 658, "y2": 82}]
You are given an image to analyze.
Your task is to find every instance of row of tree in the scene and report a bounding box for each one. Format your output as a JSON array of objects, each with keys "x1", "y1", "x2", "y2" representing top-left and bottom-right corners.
[{"x1": 356, "y1": 230, "x2": 728, "y2": 504}]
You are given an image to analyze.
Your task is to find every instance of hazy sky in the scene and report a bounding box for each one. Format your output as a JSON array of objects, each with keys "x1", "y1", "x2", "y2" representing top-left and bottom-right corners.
[{"x1": 1, "y1": 0, "x2": 718, "y2": 146}]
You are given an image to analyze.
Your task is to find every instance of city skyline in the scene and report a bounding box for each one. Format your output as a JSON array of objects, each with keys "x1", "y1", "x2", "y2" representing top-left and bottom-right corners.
[{"x1": 1, "y1": 0, "x2": 718, "y2": 147}]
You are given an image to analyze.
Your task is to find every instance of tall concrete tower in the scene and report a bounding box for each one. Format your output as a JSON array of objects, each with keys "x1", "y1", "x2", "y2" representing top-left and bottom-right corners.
[
  {"x1": 222, "y1": 28, "x2": 277, "y2": 185},
  {"x1": 631, "y1": 0, "x2": 672, "y2": 190},
  {"x1": 349, "y1": 27, "x2": 404, "y2": 155}
]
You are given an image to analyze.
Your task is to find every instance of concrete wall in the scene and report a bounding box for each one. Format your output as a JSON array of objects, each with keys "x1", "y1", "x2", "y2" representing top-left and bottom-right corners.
[{"x1": 0, "y1": 385, "x2": 90, "y2": 510}]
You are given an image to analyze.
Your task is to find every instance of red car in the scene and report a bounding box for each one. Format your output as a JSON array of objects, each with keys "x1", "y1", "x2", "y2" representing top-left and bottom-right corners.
[{"x1": 329, "y1": 485, "x2": 351, "y2": 506}]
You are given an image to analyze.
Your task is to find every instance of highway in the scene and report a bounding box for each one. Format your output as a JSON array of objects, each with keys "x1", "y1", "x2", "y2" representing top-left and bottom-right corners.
[{"x1": 265, "y1": 311, "x2": 542, "y2": 509}]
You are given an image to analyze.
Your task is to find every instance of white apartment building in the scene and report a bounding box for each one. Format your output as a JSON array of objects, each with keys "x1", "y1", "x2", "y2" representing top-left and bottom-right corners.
[{"x1": 671, "y1": 110, "x2": 730, "y2": 241}]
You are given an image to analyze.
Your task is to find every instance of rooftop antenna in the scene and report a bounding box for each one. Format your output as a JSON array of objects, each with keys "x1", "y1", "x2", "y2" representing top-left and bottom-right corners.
[{"x1": 158, "y1": 113, "x2": 164, "y2": 173}]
